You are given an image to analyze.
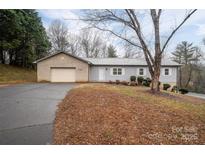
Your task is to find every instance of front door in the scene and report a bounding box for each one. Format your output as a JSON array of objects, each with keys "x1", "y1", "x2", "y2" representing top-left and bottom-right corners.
[{"x1": 99, "y1": 68, "x2": 105, "y2": 81}]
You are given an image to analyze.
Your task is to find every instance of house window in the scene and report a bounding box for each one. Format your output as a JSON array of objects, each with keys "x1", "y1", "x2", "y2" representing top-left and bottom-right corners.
[
  {"x1": 113, "y1": 68, "x2": 118, "y2": 75},
  {"x1": 112, "y1": 68, "x2": 122, "y2": 75},
  {"x1": 118, "y1": 68, "x2": 122, "y2": 75},
  {"x1": 164, "y1": 68, "x2": 170, "y2": 76},
  {"x1": 139, "y1": 68, "x2": 144, "y2": 76}
]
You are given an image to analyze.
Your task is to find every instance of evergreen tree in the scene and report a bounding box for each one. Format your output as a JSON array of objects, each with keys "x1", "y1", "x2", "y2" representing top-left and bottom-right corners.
[
  {"x1": 172, "y1": 41, "x2": 202, "y2": 88},
  {"x1": 0, "y1": 10, "x2": 51, "y2": 68},
  {"x1": 107, "y1": 45, "x2": 117, "y2": 58},
  {"x1": 172, "y1": 41, "x2": 196, "y2": 65}
]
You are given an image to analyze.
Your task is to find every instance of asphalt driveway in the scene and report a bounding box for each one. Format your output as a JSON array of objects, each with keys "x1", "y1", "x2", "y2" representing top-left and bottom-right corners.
[
  {"x1": 186, "y1": 92, "x2": 205, "y2": 100},
  {"x1": 0, "y1": 83, "x2": 76, "y2": 145}
]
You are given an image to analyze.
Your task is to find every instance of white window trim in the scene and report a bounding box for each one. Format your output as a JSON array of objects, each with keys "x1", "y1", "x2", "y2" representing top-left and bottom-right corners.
[
  {"x1": 137, "y1": 68, "x2": 146, "y2": 76},
  {"x1": 110, "y1": 67, "x2": 125, "y2": 76},
  {"x1": 163, "y1": 68, "x2": 172, "y2": 76}
]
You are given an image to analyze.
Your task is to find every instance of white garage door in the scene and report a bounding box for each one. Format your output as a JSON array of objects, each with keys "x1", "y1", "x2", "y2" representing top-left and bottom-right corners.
[{"x1": 51, "y1": 68, "x2": 76, "y2": 82}]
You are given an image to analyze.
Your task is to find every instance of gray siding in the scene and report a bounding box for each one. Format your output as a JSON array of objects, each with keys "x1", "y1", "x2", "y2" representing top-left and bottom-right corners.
[{"x1": 89, "y1": 65, "x2": 177, "y2": 84}]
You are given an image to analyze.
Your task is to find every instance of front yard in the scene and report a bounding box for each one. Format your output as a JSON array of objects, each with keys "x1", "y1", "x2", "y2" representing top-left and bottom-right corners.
[{"x1": 54, "y1": 84, "x2": 205, "y2": 144}]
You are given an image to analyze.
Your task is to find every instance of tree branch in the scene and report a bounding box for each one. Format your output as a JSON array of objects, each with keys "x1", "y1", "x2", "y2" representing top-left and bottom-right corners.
[
  {"x1": 105, "y1": 9, "x2": 134, "y2": 29},
  {"x1": 158, "y1": 9, "x2": 162, "y2": 18},
  {"x1": 161, "y1": 9, "x2": 197, "y2": 53},
  {"x1": 126, "y1": 9, "x2": 154, "y2": 69},
  {"x1": 91, "y1": 25, "x2": 143, "y2": 49}
]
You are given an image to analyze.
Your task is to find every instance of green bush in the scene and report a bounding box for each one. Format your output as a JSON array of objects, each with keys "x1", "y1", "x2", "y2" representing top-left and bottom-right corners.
[
  {"x1": 146, "y1": 77, "x2": 152, "y2": 83},
  {"x1": 142, "y1": 82, "x2": 149, "y2": 87},
  {"x1": 137, "y1": 76, "x2": 144, "y2": 85},
  {"x1": 130, "y1": 76, "x2": 136, "y2": 82},
  {"x1": 142, "y1": 78, "x2": 151, "y2": 87},
  {"x1": 179, "y1": 88, "x2": 189, "y2": 94},
  {"x1": 163, "y1": 83, "x2": 171, "y2": 90}
]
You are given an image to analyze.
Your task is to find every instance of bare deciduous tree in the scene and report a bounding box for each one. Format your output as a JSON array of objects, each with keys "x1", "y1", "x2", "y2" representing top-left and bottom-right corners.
[
  {"x1": 48, "y1": 19, "x2": 69, "y2": 52},
  {"x1": 80, "y1": 29, "x2": 107, "y2": 58},
  {"x1": 67, "y1": 33, "x2": 82, "y2": 56},
  {"x1": 80, "y1": 9, "x2": 197, "y2": 92},
  {"x1": 123, "y1": 42, "x2": 142, "y2": 58}
]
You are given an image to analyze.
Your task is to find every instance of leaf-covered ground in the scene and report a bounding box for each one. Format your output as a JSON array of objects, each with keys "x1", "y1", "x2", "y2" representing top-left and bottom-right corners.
[{"x1": 53, "y1": 84, "x2": 205, "y2": 144}]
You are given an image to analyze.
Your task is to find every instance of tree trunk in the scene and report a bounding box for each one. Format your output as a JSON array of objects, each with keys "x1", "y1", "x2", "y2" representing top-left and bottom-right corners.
[
  {"x1": 151, "y1": 62, "x2": 161, "y2": 92},
  {"x1": 185, "y1": 64, "x2": 193, "y2": 88},
  {"x1": 150, "y1": 10, "x2": 161, "y2": 92},
  {"x1": 0, "y1": 45, "x2": 5, "y2": 64},
  {"x1": 9, "y1": 50, "x2": 14, "y2": 65}
]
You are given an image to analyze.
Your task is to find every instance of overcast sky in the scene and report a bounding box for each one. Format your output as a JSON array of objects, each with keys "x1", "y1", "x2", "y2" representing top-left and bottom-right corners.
[{"x1": 37, "y1": 9, "x2": 205, "y2": 57}]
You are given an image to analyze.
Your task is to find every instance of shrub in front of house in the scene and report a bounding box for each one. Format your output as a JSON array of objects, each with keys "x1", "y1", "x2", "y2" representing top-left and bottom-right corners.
[
  {"x1": 121, "y1": 81, "x2": 129, "y2": 86},
  {"x1": 171, "y1": 85, "x2": 178, "y2": 93},
  {"x1": 137, "y1": 76, "x2": 144, "y2": 85},
  {"x1": 179, "y1": 88, "x2": 189, "y2": 94},
  {"x1": 146, "y1": 77, "x2": 152, "y2": 83},
  {"x1": 163, "y1": 83, "x2": 171, "y2": 90},
  {"x1": 116, "y1": 80, "x2": 120, "y2": 84},
  {"x1": 142, "y1": 78, "x2": 151, "y2": 87},
  {"x1": 130, "y1": 76, "x2": 136, "y2": 82},
  {"x1": 142, "y1": 81, "x2": 150, "y2": 87}
]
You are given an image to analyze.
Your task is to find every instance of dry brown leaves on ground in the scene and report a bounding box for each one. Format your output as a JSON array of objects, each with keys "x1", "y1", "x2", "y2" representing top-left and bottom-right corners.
[{"x1": 53, "y1": 84, "x2": 205, "y2": 144}]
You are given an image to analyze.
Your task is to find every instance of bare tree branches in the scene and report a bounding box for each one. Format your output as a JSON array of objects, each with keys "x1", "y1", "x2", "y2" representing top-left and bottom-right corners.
[
  {"x1": 80, "y1": 29, "x2": 107, "y2": 58},
  {"x1": 92, "y1": 25, "x2": 142, "y2": 49},
  {"x1": 48, "y1": 19, "x2": 69, "y2": 52},
  {"x1": 125, "y1": 9, "x2": 154, "y2": 74},
  {"x1": 161, "y1": 9, "x2": 197, "y2": 53}
]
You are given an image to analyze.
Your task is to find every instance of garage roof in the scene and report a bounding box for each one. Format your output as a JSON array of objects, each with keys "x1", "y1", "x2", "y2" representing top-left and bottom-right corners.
[{"x1": 33, "y1": 51, "x2": 91, "y2": 64}]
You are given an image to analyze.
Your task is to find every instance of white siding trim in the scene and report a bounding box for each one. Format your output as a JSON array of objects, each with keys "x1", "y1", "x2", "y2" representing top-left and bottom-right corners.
[
  {"x1": 110, "y1": 68, "x2": 113, "y2": 76},
  {"x1": 122, "y1": 68, "x2": 125, "y2": 75}
]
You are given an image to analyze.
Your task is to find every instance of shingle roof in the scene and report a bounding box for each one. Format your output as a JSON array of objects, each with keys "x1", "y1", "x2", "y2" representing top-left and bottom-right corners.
[{"x1": 84, "y1": 57, "x2": 181, "y2": 66}]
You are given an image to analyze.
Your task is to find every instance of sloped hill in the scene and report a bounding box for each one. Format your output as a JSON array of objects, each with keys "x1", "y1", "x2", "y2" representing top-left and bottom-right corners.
[{"x1": 0, "y1": 64, "x2": 36, "y2": 84}]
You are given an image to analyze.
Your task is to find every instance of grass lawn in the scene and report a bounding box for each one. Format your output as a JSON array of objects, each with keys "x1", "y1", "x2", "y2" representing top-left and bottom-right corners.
[
  {"x1": 0, "y1": 64, "x2": 36, "y2": 84},
  {"x1": 54, "y1": 83, "x2": 205, "y2": 144}
]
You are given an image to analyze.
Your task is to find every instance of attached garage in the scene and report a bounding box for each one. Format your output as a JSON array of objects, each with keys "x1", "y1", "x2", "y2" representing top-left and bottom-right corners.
[
  {"x1": 51, "y1": 68, "x2": 76, "y2": 82},
  {"x1": 34, "y1": 52, "x2": 90, "y2": 83}
]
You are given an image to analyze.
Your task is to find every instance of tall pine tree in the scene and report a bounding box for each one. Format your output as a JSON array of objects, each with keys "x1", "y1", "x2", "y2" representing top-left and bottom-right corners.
[
  {"x1": 0, "y1": 10, "x2": 51, "y2": 68},
  {"x1": 107, "y1": 45, "x2": 117, "y2": 58},
  {"x1": 172, "y1": 41, "x2": 202, "y2": 88}
]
